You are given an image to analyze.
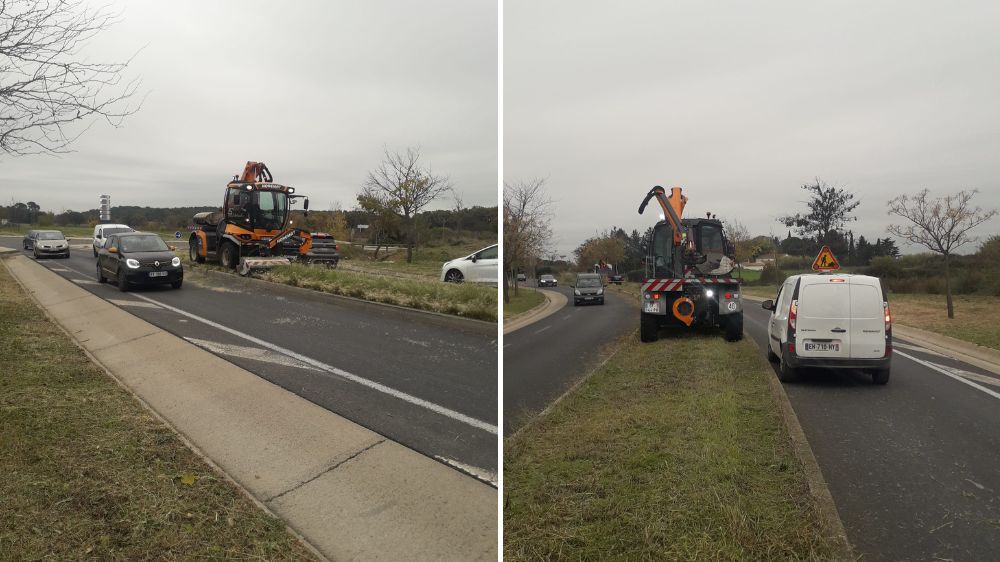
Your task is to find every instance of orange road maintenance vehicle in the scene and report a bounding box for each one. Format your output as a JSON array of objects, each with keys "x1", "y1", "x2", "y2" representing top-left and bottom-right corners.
[
  {"x1": 189, "y1": 161, "x2": 339, "y2": 275},
  {"x1": 638, "y1": 185, "x2": 744, "y2": 342}
]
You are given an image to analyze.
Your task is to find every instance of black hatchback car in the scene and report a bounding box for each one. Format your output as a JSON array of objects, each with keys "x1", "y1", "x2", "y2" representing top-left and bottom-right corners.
[{"x1": 97, "y1": 232, "x2": 183, "y2": 291}]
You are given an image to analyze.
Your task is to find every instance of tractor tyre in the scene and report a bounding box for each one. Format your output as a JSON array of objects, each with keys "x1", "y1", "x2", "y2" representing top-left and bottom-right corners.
[
  {"x1": 724, "y1": 312, "x2": 744, "y2": 342},
  {"x1": 640, "y1": 312, "x2": 659, "y2": 343},
  {"x1": 219, "y1": 241, "x2": 239, "y2": 270},
  {"x1": 190, "y1": 237, "x2": 206, "y2": 264}
]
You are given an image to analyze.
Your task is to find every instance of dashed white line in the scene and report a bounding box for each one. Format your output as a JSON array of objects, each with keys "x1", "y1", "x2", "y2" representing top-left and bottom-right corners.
[
  {"x1": 535, "y1": 325, "x2": 551, "y2": 334},
  {"x1": 127, "y1": 292, "x2": 498, "y2": 435}
]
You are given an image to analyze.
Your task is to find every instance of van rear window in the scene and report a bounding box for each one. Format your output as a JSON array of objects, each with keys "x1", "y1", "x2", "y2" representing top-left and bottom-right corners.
[
  {"x1": 850, "y1": 285, "x2": 882, "y2": 319},
  {"x1": 798, "y1": 284, "x2": 849, "y2": 318}
]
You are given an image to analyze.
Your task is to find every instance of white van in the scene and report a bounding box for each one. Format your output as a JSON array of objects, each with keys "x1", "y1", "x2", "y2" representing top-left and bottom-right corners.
[
  {"x1": 762, "y1": 273, "x2": 891, "y2": 384},
  {"x1": 93, "y1": 223, "x2": 134, "y2": 257}
]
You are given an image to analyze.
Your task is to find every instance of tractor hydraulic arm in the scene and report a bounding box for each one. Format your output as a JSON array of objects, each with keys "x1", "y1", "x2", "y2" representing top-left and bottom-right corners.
[{"x1": 638, "y1": 185, "x2": 687, "y2": 245}]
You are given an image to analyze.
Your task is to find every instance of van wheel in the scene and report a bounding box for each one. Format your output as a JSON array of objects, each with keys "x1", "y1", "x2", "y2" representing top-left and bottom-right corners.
[
  {"x1": 778, "y1": 354, "x2": 797, "y2": 382},
  {"x1": 766, "y1": 344, "x2": 779, "y2": 363},
  {"x1": 723, "y1": 313, "x2": 744, "y2": 342},
  {"x1": 640, "y1": 313, "x2": 659, "y2": 343},
  {"x1": 871, "y1": 368, "x2": 890, "y2": 385}
]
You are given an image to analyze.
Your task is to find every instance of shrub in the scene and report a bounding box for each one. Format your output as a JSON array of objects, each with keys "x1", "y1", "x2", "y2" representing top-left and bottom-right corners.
[
  {"x1": 759, "y1": 263, "x2": 785, "y2": 286},
  {"x1": 868, "y1": 256, "x2": 903, "y2": 279}
]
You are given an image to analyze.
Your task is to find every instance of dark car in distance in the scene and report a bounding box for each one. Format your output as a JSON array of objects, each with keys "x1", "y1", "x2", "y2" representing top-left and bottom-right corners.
[
  {"x1": 97, "y1": 232, "x2": 183, "y2": 291},
  {"x1": 22, "y1": 230, "x2": 40, "y2": 250},
  {"x1": 572, "y1": 273, "x2": 605, "y2": 306},
  {"x1": 538, "y1": 274, "x2": 557, "y2": 287},
  {"x1": 608, "y1": 272, "x2": 624, "y2": 285}
]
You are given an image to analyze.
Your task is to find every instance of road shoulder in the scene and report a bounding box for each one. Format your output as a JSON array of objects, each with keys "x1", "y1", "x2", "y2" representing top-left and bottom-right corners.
[
  {"x1": 3, "y1": 254, "x2": 497, "y2": 561},
  {"x1": 503, "y1": 289, "x2": 566, "y2": 334}
]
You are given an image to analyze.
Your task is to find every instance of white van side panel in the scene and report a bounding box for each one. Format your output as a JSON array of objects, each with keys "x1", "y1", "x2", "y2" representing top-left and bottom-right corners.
[
  {"x1": 795, "y1": 281, "x2": 850, "y2": 359},
  {"x1": 849, "y1": 282, "x2": 885, "y2": 359}
]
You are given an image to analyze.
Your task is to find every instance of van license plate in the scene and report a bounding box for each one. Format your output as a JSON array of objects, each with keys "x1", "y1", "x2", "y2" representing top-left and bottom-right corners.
[
  {"x1": 643, "y1": 302, "x2": 662, "y2": 313},
  {"x1": 148, "y1": 271, "x2": 167, "y2": 277},
  {"x1": 805, "y1": 342, "x2": 839, "y2": 352}
]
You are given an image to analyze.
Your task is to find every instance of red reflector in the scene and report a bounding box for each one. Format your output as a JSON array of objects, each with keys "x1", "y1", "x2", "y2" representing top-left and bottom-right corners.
[
  {"x1": 725, "y1": 293, "x2": 732, "y2": 299},
  {"x1": 652, "y1": 293, "x2": 660, "y2": 300},
  {"x1": 787, "y1": 343, "x2": 795, "y2": 354}
]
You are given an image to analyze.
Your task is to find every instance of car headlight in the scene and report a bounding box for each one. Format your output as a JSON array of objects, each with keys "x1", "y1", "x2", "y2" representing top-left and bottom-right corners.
[
  {"x1": 574, "y1": 289, "x2": 581, "y2": 295},
  {"x1": 126, "y1": 258, "x2": 140, "y2": 269},
  {"x1": 171, "y1": 256, "x2": 181, "y2": 267},
  {"x1": 597, "y1": 288, "x2": 604, "y2": 295},
  {"x1": 706, "y1": 289, "x2": 714, "y2": 298}
]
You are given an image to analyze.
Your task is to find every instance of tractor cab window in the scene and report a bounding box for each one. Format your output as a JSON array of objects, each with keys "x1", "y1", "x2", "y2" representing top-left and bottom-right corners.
[
  {"x1": 253, "y1": 190, "x2": 287, "y2": 231},
  {"x1": 699, "y1": 223, "x2": 724, "y2": 254},
  {"x1": 651, "y1": 225, "x2": 674, "y2": 277},
  {"x1": 227, "y1": 187, "x2": 248, "y2": 219}
]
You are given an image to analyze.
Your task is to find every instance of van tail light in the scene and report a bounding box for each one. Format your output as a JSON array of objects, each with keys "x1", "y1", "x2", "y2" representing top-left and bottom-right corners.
[
  {"x1": 788, "y1": 300, "x2": 798, "y2": 331},
  {"x1": 883, "y1": 302, "x2": 891, "y2": 333}
]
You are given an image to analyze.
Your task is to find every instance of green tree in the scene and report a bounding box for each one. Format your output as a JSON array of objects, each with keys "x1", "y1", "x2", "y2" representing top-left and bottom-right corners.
[{"x1": 779, "y1": 178, "x2": 860, "y2": 244}]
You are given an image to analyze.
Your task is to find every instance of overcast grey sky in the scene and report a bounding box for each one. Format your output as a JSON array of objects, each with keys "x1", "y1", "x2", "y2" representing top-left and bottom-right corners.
[
  {"x1": 505, "y1": 0, "x2": 1000, "y2": 257},
  {"x1": 2, "y1": 0, "x2": 496, "y2": 213}
]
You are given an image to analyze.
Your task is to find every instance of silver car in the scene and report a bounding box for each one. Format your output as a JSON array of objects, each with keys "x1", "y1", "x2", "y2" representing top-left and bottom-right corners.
[{"x1": 31, "y1": 230, "x2": 70, "y2": 259}]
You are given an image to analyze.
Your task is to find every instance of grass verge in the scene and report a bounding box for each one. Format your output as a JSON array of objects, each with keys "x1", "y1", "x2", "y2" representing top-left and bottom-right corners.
[
  {"x1": 262, "y1": 263, "x2": 497, "y2": 322},
  {"x1": 504, "y1": 287, "x2": 545, "y2": 320},
  {"x1": 504, "y1": 332, "x2": 841, "y2": 560},
  {"x1": 0, "y1": 264, "x2": 317, "y2": 560}
]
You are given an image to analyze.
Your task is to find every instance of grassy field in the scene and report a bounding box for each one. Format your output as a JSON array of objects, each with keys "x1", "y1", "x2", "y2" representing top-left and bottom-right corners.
[
  {"x1": 504, "y1": 333, "x2": 842, "y2": 560},
  {"x1": 262, "y1": 263, "x2": 497, "y2": 322},
  {"x1": 0, "y1": 264, "x2": 316, "y2": 560},
  {"x1": 504, "y1": 287, "x2": 545, "y2": 319}
]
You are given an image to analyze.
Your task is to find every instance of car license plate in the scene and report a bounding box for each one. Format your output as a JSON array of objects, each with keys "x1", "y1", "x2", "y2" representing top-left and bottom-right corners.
[
  {"x1": 643, "y1": 302, "x2": 662, "y2": 313},
  {"x1": 584, "y1": 296, "x2": 593, "y2": 300},
  {"x1": 148, "y1": 271, "x2": 167, "y2": 277},
  {"x1": 805, "y1": 341, "x2": 839, "y2": 352}
]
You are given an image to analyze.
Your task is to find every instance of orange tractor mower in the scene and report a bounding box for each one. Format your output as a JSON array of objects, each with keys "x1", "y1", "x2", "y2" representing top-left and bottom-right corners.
[
  {"x1": 637, "y1": 185, "x2": 744, "y2": 343},
  {"x1": 189, "y1": 161, "x2": 339, "y2": 276}
]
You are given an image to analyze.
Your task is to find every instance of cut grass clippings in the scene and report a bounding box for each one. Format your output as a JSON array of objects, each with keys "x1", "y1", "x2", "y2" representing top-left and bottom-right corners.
[
  {"x1": 504, "y1": 287, "x2": 545, "y2": 319},
  {"x1": 504, "y1": 332, "x2": 842, "y2": 561},
  {"x1": 0, "y1": 264, "x2": 317, "y2": 560},
  {"x1": 263, "y1": 263, "x2": 497, "y2": 322}
]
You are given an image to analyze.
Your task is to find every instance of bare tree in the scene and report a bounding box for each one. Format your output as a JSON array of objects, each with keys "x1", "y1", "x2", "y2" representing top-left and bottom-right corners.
[
  {"x1": 887, "y1": 189, "x2": 998, "y2": 318},
  {"x1": 363, "y1": 146, "x2": 451, "y2": 263},
  {"x1": 503, "y1": 178, "x2": 552, "y2": 302},
  {"x1": 723, "y1": 218, "x2": 752, "y2": 278},
  {"x1": 1, "y1": 0, "x2": 143, "y2": 156},
  {"x1": 451, "y1": 189, "x2": 465, "y2": 233}
]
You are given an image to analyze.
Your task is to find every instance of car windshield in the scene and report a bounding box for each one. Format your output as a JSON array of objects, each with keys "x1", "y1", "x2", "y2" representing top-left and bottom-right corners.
[
  {"x1": 120, "y1": 236, "x2": 168, "y2": 253},
  {"x1": 541, "y1": 275, "x2": 554, "y2": 280},
  {"x1": 577, "y1": 277, "x2": 602, "y2": 288},
  {"x1": 103, "y1": 227, "x2": 132, "y2": 236},
  {"x1": 37, "y1": 232, "x2": 64, "y2": 240}
]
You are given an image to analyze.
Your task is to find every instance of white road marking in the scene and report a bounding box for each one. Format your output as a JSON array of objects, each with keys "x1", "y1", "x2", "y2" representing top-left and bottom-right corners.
[
  {"x1": 895, "y1": 350, "x2": 1000, "y2": 401},
  {"x1": 434, "y1": 455, "x2": 497, "y2": 487},
  {"x1": 106, "y1": 299, "x2": 162, "y2": 309},
  {"x1": 401, "y1": 337, "x2": 430, "y2": 348},
  {"x1": 128, "y1": 292, "x2": 498, "y2": 435},
  {"x1": 185, "y1": 337, "x2": 321, "y2": 372},
  {"x1": 69, "y1": 279, "x2": 97, "y2": 285},
  {"x1": 893, "y1": 341, "x2": 948, "y2": 358},
  {"x1": 535, "y1": 325, "x2": 551, "y2": 334},
  {"x1": 917, "y1": 360, "x2": 1000, "y2": 389},
  {"x1": 48, "y1": 267, "x2": 71, "y2": 272}
]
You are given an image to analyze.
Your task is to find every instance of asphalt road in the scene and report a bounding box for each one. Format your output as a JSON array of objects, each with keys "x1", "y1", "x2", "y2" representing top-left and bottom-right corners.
[
  {"x1": 743, "y1": 299, "x2": 1000, "y2": 561},
  {"x1": 2, "y1": 237, "x2": 498, "y2": 484},
  {"x1": 503, "y1": 284, "x2": 636, "y2": 434}
]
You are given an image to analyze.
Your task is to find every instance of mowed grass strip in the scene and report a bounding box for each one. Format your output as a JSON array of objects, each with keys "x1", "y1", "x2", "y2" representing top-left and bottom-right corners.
[
  {"x1": 264, "y1": 263, "x2": 497, "y2": 322},
  {"x1": 0, "y1": 265, "x2": 317, "y2": 560},
  {"x1": 504, "y1": 333, "x2": 840, "y2": 561},
  {"x1": 887, "y1": 293, "x2": 1000, "y2": 350},
  {"x1": 504, "y1": 287, "x2": 545, "y2": 319}
]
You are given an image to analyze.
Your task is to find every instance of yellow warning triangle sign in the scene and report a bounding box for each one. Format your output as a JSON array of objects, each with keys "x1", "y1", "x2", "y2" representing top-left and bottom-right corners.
[{"x1": 811, "y1": 245, "x2": 840, "y2": 271}]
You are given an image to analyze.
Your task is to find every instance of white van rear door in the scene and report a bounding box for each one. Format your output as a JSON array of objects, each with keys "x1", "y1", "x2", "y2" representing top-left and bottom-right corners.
[
  {"x1": 849, "y1": 280, "x2": 885, "y2": 359},
  {"x1": 796, "y1": 280, "x2": 851, "y2": 359}
]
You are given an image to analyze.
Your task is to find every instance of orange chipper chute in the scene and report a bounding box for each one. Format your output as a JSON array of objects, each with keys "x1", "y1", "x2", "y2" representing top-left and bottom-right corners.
[{"x1": 638, "y1": 185, "x2": 688, "y2": 244}]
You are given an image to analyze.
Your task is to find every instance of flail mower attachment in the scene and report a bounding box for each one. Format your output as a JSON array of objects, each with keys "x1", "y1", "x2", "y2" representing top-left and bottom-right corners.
[{"x1": 237, "y1": 257, "x2": 291, "y2": 277}]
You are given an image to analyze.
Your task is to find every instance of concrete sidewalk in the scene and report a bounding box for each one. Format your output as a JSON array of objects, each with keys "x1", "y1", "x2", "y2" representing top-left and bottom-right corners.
[{"x1": 3, "y1": 255, "x2": 497, "y2": 561}]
